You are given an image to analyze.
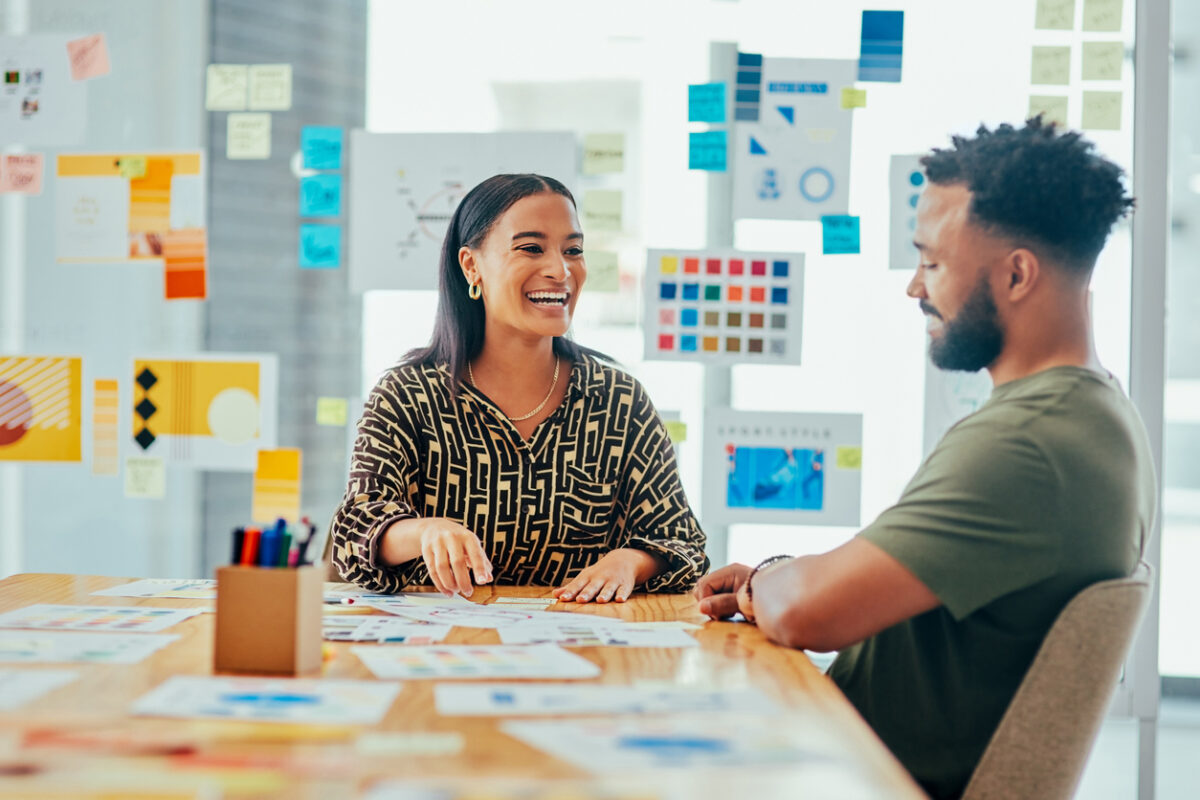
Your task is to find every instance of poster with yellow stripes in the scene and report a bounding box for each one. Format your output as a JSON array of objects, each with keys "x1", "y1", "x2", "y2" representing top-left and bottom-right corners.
[
  {"x1": 0, "y1": 356, "x2": 83, "y2": 462},
  {"x1": 55, "y1": 151, "x2": 208, "y2": 300},
  {"x1": 131, "y1": 354, "x2": 278, "y2": 472}
]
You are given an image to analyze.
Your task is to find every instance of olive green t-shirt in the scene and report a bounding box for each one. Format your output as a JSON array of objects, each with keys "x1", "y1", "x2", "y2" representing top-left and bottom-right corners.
[{"x1": 828, "y1": 366, "x2": 1155, "y2": 800}]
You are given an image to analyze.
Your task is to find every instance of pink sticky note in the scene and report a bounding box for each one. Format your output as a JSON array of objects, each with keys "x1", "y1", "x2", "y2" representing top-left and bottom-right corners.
[
  {"x1": 66, "y1": 34, "x2": 111, "y2": 81},
  {"x1": 0, "y1": 154, "x2": 44, "y2": 195}
]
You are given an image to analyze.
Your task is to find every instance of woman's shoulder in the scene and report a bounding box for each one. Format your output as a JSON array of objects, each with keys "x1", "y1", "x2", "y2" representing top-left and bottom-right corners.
[
  {"x1": 370, "y1": 361, "x2": 452, "y2": 399},
  {"x1": 575, "y1": 353, "x2": 651, "y2": 403}
]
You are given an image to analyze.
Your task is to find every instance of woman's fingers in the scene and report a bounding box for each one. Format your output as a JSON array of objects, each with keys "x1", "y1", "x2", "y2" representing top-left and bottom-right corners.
[
  {"x1": 464, "y1": 537, "x2": 493, "y2": 584},
  {"x1": 573, "y1": 576, "x2": 606, "y2": 603},
  {"x1": 430, "y1": 546, "x2": 459, "y2": 597},
  {"x1": 448, "y1": 546, "x2": 474, "y2": 597},
  {"x1": 421, "y1": 542, "x2": 449, "y2": 596},
  {"x1": 596, "y1": 580, "x2": 619, "y2": 604}
]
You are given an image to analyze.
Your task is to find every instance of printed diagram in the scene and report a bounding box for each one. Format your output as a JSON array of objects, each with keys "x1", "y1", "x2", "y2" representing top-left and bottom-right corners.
[
  {"x1": 393, "y1": 181, "x2": 466, "y2": 261},
  {"x1": 726, "y1": 446, "x2": 824, "y2": 511}
]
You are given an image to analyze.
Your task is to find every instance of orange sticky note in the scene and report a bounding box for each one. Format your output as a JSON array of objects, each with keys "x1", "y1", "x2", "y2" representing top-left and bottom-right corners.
[
  {"x1": 0, "y1": 154, "x2": 44, "y2": 195},
  {"x1": 66, "y1": 34, "x2": 111, "y2": 81}
]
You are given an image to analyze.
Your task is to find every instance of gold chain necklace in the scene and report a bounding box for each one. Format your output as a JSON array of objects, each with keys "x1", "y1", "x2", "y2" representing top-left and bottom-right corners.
[{"x1": 468, "y1": 358, "x2": 561, "y2": 422}]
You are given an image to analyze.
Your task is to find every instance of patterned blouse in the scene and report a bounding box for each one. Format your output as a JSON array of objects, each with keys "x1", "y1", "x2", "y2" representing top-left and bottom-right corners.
[{"x1": 330, "y1": 355, "x2": 709, "y2": 594}]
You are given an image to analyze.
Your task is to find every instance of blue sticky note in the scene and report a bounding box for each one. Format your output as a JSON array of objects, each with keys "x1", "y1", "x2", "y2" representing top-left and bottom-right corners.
[
  {"x1": 821, "y1": 215, "x2": 861, "y2": 255},
  {"x1": 689, "y1": 131, "x2": 727, "y2": 172},
  {"x1": 688, "y1": 82, "x2": 726, "y2": 123},
  {"x1": 299, "y1": 174, "x2": 342, "y2": 217},
  {"x1": 859, "y1": 10, "x2": 905, "y2": 83},
  {"x1": 300, "y1": 126, "x2": 344, "y2": 170},
  {"x1": 299, "y1": 224, "x2": 342, "y2": 268}
]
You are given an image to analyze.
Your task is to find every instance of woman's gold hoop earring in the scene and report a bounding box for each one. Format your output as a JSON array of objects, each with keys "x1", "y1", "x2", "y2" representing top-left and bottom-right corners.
[{"x1": 468, "y1": 282, "x2": 483, "y2": 300}]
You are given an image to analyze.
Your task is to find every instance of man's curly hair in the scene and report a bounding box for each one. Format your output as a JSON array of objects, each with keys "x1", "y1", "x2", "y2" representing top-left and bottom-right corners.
[{"x1": 920, "y1": 116, "x2": 1135, "y2": 274}]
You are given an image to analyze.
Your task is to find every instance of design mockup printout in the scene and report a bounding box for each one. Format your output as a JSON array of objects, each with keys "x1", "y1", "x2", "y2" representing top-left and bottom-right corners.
[
  {"x1": 0, "y1": 604, "x2": 203, "y2": 633},
  {"x1": 0, "y1": 631, "x2": 178, "y2": 664},
  {"x1": 353, "y1": 644, "x2": 600, "y2": 680},
  {"x1": 435, "y1": 684, "x2": 778, "y2": 717},
  {"x1": 132, "y1": 676, "x2": 400, "y2": 725}
]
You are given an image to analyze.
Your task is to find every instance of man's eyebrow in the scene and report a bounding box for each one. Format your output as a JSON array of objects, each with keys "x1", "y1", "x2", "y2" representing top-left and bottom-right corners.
[{"x1": 913, "y1": 240, "x2": 928, "y2": 252}]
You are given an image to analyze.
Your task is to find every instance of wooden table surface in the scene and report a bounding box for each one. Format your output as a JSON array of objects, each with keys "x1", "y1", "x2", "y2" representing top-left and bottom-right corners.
[{"x1": 0, "y1": 573, "x2": 924, "y2": 799}]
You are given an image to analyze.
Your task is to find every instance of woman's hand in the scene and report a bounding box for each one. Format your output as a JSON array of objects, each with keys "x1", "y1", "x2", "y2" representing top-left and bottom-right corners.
[
  {"x1": 381, "y1": 517, "x2": 492, "y2": 597},
  {"x1": 693, "y1": 562, "x2": 752, "y2": 620},
  {"x1": 554, "y1": 548, "x2": 664, "y2": 604}
]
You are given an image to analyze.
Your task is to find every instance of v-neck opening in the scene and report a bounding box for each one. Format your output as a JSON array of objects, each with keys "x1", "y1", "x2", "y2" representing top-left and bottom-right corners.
[{"x1": 458, "y1": 360, "x2": 581, "y2": 451}]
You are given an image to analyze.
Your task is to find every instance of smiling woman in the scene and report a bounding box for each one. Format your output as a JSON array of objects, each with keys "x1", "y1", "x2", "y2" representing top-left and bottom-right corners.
[{"x1": 330, "y1": 174, "x2": 709, "y2": 604}]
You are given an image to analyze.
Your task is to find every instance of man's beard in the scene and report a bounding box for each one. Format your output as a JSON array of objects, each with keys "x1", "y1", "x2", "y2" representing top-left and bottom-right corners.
[{"x1": 923, "y1": 276, "x2": 1004, "y2": 372}]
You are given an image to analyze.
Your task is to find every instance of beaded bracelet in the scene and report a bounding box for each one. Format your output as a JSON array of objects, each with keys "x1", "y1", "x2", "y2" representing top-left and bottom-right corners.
[{"x1": 745, "y1": 554, "x2": 794, "y2": 605}]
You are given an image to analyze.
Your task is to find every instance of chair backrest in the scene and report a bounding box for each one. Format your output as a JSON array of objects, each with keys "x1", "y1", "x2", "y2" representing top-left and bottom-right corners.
[{"x1": 961, "y1": 561, "x2": 1153, "y2": 800}]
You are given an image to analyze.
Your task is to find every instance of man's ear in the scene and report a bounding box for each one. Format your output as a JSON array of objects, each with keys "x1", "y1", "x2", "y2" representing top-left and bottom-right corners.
[{"x1": 1005, "y1": 248, "x2": 1040, "y2": 303}]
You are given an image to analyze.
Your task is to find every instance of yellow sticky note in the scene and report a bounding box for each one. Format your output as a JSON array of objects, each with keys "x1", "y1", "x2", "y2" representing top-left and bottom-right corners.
[
  {"x1": 582, "y1": 189, "x2": 622, "y2": 232},
  {"x1": 1082, "y1": 41, "x2": 1124, "y2": 80},
  {"x1": 206, "y1": 63, "x2": 248, "y2": 111},
  {"x1": 316, "y1": 397, "x2": 348, "y2": 426},
  {"x1": 835, "y1": 446, "x2": 863, "y2": 470},
  {"x1": 582, "y1": 133, "x2": 625, "y2": 175},
  {"x1": 660, "y1": 256, "x2": 678, "y2": 275},
  {"x1": 117, "y1": 155, "x2": 147, "y2": 179},
  {"x1": 124, "y1": 456, "x2": 166, "y2": 498},
  {"x1": 665, "y1": 421, "x2": 688, "y2": 444},
  {"x1": 248, "y1": 63, "x2": 292, "y2": 111},
  {"x1": 252, "y1": 447, "x2": 302, "y2": 523},
  {"x1": 1082, "y1": 90, "x2": 1122, "y2": 130},
  {"x1": 1035, "y1": 0, "x2": 1075, "y2": 30},
  {"x1": 227, "y1": 112, "x2": 271, "y2": 160},
  {"x1": 840, "y1": 88, "x2": 867, "y2": 109},
  {"x1": 1028, "y1": 95, "x2": 1069, "y2": 128},
  {"x1": 586, "y1": 250, "x2": 619, "y2": 292},
  {"x1": 1082, "y1": 0, "x2": 1123, "y2": 32},
  {"x1": 1031, "y1": 46, "x2": 1071, "y2": 85}
]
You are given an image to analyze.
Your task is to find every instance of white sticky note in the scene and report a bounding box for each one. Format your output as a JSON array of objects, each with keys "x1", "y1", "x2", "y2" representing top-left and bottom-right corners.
[
  {"x1": 1031, "y1": 46, "x2": 1071, "y2": 85},
  {"x1": 248, "y1": 64, "x2": 292, "y2": 111},
  {"x1": 206, "y1": 64, "x2": 248, "y2": 111},
  {"x1": 1081, "y1": 90, "x2": 1122, "y2": 130},
  {"x1": 586, "y1": 251, "x2": 619, "y2": 293},
  {"x1": 582, "y1": 190, "x2": 622, "y2": 232},
  {"x1": 1082, "y1": 41, "x2": 1124, "y2": 80},
  {"x1": 124, "y1": 457, "x2": 165, "y2": 499},
  {"x1": 1035, "y1": 0, "x2": 1076, "y2": 30},
  {"x1": 1028, "y1": 95, "x2": 1069, "y2": 128},
  {"x1": 227, "y1": 112, "x2": 271, "y2": 159},
  {"x1": 1082, "y1": 0, "x2": 1123, "y2": 32},
  {"x1": 582, "y1": 133, "x2": 625, "y2": 175}
]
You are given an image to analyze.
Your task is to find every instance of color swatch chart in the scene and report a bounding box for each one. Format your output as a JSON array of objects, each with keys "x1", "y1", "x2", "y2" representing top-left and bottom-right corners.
[
  {"x1": 0, "y1": 604, "x2": 202, "y2": 633},
  {"x1": 353, "y1": 644, "x2": 601, "y2": 680},
  {"x1": 643, "y1": 249, "x2": 804, "y2": 366}
]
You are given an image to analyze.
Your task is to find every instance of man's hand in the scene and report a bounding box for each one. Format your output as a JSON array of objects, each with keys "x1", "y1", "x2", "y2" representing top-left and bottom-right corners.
[
  {"x1": 554, "y1": 548, "x2": 663, "y2": 603},
  {"x1": 693, "y1": 562, "x2": 752, "y2": 620}
]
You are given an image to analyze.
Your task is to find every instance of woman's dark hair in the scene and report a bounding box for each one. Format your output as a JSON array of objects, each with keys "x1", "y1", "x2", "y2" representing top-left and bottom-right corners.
[
  {"x1": 401, "y1": 173, "x2": 609, "y2": 392},
  {"x1": 920, "y1": 116, "x2": 1135, "y2": 274}
]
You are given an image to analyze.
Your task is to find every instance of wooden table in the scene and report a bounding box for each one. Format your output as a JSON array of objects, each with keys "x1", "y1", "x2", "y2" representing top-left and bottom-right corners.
[{"x1": 0, "y1": 574, "x2": 924, "y2": 799}]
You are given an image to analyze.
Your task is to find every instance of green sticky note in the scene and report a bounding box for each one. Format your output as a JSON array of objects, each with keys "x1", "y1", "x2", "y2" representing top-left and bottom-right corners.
[
  {"x1": 665, "y1": 421, "x2": 688, "y2": 444},
  {"x1": 117, "y1": 156, "x2": 147, "y2": 179},
  {"x1": 1035, "y1": 0, "x2": 1075, "y2": 30},
  {"x1": 586, "y1": 250, "x2": 619, "y2": 293},
  {"x1": 1082, "y1": 0, "x2": 1122, "y2": 32},
  {"x1": 582, "y1": 133, "x2": 625, "y2": 175},
  {"x1": 836, "y1": 446, "x2": 862, "y2": 470},
  {"x1": 1028, "y1": 95, "x2": 1069, "y2": 128},
  {"x1": 316, "y1": 397, "x2": 348, "y2": 426},
  {"x1": 1031, "y1": 46, "x2": 1071, "y2": 86},
  {"x1": 840, "y1": 87, "x2": 867, "y2": 109},
  {"x1": 1082, "y1": 90, "x2": 1122, "y2": 130},
  {"x1": 1082, "y1": 41, "x2": 1124, "y2": 80},
  {"x1": 583, "y1": 190, "x2": 622, "y2": 232}
]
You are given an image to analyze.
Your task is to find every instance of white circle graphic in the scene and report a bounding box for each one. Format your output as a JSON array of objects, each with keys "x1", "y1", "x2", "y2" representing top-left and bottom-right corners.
[{"x1": 207, "y1": 388, "x2": 260, "y2": 444}]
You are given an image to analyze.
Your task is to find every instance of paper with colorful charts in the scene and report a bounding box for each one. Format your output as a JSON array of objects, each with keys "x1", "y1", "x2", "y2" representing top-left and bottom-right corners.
[
  {"x1": 0, "y1": 604, "x2": 203, "y2": 634},
  {"x1": 132, "y1": 676, "x2": 400, "y2": 725},
  {"x1": 702, "y1": 408, "x2": 863, "y2": 527},
  {"x1": 643, "y1": 249, "x2": 804, "y2": 366}
]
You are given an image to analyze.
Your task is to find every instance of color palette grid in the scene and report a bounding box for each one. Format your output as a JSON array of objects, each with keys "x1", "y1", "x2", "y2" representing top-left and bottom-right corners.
[
  {"x1": 92, "y1": 378, "x2": 119, "y2": 476},
  {"x1": 643, "y1": 249, "x2": 804, "y2": 366},
  {"x1": 734, "y1": 52, "x2": 763, "y2": 121}
]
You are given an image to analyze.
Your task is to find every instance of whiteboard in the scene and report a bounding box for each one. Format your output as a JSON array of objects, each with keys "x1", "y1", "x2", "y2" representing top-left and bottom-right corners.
[{"x1": 348, "y1": 131, "x2": 577, "y2": 292}]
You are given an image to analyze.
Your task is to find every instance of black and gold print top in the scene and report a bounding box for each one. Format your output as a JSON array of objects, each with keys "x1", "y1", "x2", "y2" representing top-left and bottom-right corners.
[{"x1": 330, "y1": 354, "x2": 709, "y2": 594}]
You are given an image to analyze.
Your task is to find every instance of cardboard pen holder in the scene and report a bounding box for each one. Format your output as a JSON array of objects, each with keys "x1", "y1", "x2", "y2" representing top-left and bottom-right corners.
[{"x1": 214, "y1": 565, "x2": 322, "y2": 675}]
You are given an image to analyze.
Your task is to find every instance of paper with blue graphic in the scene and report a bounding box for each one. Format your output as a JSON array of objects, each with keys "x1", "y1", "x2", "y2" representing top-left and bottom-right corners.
[
  {"x1": 299, "y1": 223, "x2": 341, "y2": 268},
  {"x1": 689, "y1": 131, "x2": 727, "y2": 171},
  {"x1": 299, "y1": 174, "x2": 342, "y2": 217},
  {"x1": 301, "y1": 125, "x2": 344, "y2": 170},
  {"x1": 733, "y1": 58, "x2": 856, "y2": 221},
  {"x1": 890, "y1": 154, "x2": 925, "y2": 270},
  {"x1": 821, "y1": 215, "x2": 860, "y2": 255},
  {"x1": 132, "y1": 676, "x2": 400, "y2": 724},
  {"x1": 858, "y1": 10, "x2": 904, "y2": 82},
  {"x1": 688, "y1": 82, "x2": 726, "y2": 123}
]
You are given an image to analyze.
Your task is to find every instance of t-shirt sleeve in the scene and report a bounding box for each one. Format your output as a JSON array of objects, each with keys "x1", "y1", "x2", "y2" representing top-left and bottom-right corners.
[{"x1": 859, "y1": 420, "x2": 1063, "y2": 620}]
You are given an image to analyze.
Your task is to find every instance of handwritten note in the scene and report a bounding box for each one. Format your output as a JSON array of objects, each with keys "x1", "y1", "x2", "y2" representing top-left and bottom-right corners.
[
  {"x1": 840, "y1": 88, "x2": 867, "y2": 109},
  {"x1": 248, "y1": 64, "x2": 292, "y2": 111},
  {"x1": 206, "y1": 64, "x2": 248, "y2": 111},
  {"x1": 1035, "y1": 0, "x2": 1076, "y2": 30},
  {"x1": 299, "y1": 174, "x2": 342, "y2": 217},
  {"x1": 1082, "y1": 41, "x2": 1124, "y2": 80},
  {"x1": 1031, "y1": 46, "x2": 1071, "y2": 85},
  {"x1": 301, "y1": 126, "x2": 343, "y2": 170},
  {"x1": 1082, "y1": 0, "x2": 1123, "y2": 32},
  {"x1": 688, "y1": 131, "x2": 727, "y2": 172},
  {"x1": 1081, "y1": 90, "x2": 1122, "y2": 130},
  {"x1": 0, "y1": 154, "x2": 44, "y2": 195},
  {"x1": 582, "y1": 133, "x2": 625, "y2": 175},
  {"x1": 66, "y1": 34, "x2": 111, "y2": 81},
  {"x1": 821, "y1": 215, "x2": 861, "y2": 255},
  {"x1": 585, "y1": 250, "x2": 619, "y2": 293},
  {"x1": 688, "y1": 82, "x2": 726, "y2": 123},
  {"x1": 582, "y1": 190, "x2": 622, "y2": 233},
  {"x1": 316, "y1": 397, "x2": 349, "y2": 427},
  {"x1": 299, "y1": 224, "x2": 342, "y2": 268},
  {"x1": 1028, "y1": 95, "x2": 1069, "y2": 128},
  {"x1": 124, "y1": 457, "x2": 166, "y2": 499},
  {"x1": 227, "y1": 112, "x2": 271, "y2": 160}
]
